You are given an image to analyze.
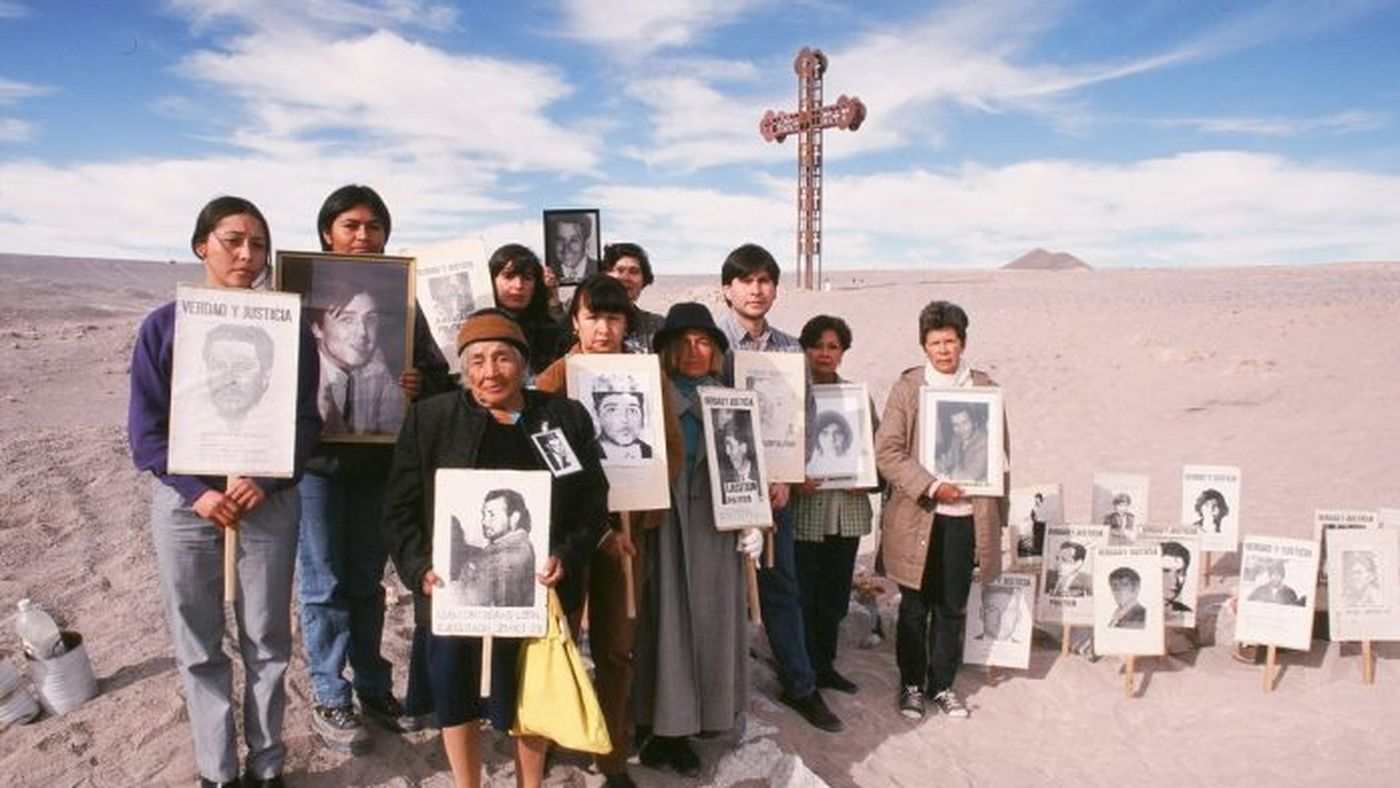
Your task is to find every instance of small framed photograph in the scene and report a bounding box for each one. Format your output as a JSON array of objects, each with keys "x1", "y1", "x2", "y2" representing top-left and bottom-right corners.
[
  {"x1": 1236, "y1": 536, "x2": 1320, "y2": 651},
  {"x1": 961, "y1": 572, "x2": 1035, "y2": 669},
  {"x1": 1036, "y1": 524, "x2": 1110, "y2": 626},
  {"x1": 566, "y1": 353, "x2": 671, "y2": 512},
  {"x1": 735, "y1": 350, "x2": 807, "y2": 483},
  {"x1": 699, "y1": 386, "x2": 773, "y2": 531},
  {"x1": 276, "y1": 251, "x2": 416, "y2": 444},
  {"x1": 408, "y1": 237, "x2": 493, "y2": 375},
  {"x1": 1180, "y1": 464, "x2": 1242, "y2": 553},
  {"x1": 806, "y1": 383, "x2": 877, "y2": 489},
  {"x1": 916, "y1": 387, "x2": 1004, "y2": 497},
  {"x1": 530, "y1": 428, "x2": 581, "y2": 476},
  {"x1": 1092, "y1": 472, "x2": 1150, "y2": 543},
  {"x1": 542, "y1": 208, "x2": 601, "y2": 285},
  {"x1": 432, "y1": 469, "x2": 552, "y2": 638},
  {"x1": 1326, "y1": 528, "x2": 1400, "y2": 642},
  {"x1": 1092, "y1": 544, "x2": 1166, "y2": 656},
  {"x1": 168, "y1": 285, "x2": 303, "y2": 478}
]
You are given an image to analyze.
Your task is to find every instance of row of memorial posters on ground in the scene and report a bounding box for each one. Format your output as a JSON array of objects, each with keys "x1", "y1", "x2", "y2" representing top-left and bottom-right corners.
[
  {"x1": 967, "y1": 525, "x2": 1400, "y2": 670},
  {"x1": 1009, "y1": 468, "x2": 1245, "y2": 559}
]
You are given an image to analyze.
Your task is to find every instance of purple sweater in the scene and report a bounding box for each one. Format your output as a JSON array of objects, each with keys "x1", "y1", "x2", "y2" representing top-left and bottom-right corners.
[{"x1": 128, "y1": 301, "x2": 323, "y2": 505}]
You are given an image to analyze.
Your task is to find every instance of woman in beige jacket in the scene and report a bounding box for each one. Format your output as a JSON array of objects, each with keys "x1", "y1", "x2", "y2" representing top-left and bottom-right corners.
[{"x1": 874, "y1": 300, "x2": 1008, "y2": 721}]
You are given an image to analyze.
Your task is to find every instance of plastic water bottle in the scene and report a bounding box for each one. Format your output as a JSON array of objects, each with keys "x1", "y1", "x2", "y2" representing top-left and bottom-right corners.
[{"x1": 14, "y1": 599, "x2": 66, "y2": 660}]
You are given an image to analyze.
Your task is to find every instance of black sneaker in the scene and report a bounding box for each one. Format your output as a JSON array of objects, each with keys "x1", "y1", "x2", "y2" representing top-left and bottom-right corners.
[
  {"x1": 638, "y1": 735, "x2": 700, "y2": 777},
  {"x1": 312, "y1": 703, "x2": 370, "y2": 754},
  {"x1": 816, "y1": 669, "x2": 858, "y2": 694},
  {"x1": 241, "y1": 776, "x2": 286, "y2": 788},
  {"x1": 779, "y1": 690, "x2": 844, "y2": 732},
  {"x1": 358, "y1": 691, "x2": 414, "y2": 732},
  {"x1": 898, "y1": 685, "x2": 925, "y2": 720}
]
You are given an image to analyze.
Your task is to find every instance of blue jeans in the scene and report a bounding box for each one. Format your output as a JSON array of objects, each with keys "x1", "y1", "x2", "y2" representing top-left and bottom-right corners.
[
  {"x1": 757, "y1": 505, "x2": 816, "y2": 698},
  {"x1": 296, "y1": 472, "x2": 392, "y2": 707}
]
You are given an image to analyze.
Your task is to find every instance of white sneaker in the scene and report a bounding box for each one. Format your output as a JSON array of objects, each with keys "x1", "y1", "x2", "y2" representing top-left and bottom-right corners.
[{"x1": 931, "y1": 689, "x2": 969, "y2": 718}]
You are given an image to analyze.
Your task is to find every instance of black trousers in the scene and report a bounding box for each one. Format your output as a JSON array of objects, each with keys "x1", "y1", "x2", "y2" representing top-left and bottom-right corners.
[
  {"x1": 794, "y1": 534, "x2": 860, "y2": 677},
  {"x1": 895, "y1": 514, "x2": 975, "y2": 693}
]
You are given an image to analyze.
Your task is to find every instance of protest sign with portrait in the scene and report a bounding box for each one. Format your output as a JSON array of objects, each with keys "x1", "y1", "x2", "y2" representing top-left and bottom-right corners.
[
  {"x1": 406, "y1": 236, "x2": 492, "y2": 375},
  {"x1": 1326, "y1": 528, "x2": 1400, "y2": 642},
  {"x1": 1092, "y1": 471, "x2": 1150, "y2": 543},
  {"x1": 1037, "y1": 524, "x2": 1110, "y2": 626},
  {"x1": 699, "y1": 386, "x2": 773, "y2": 531},
  {"x1": 1236, "y1": 536, "x2": 1320, "y2": 651},
  {"x1": 917, "y1": 387, "x2": 1004, "y2": 497},
  {"x1": 1092, "y1": 544, "x2": 1166, "y2": 656},
  {"x1": 566, "y1": 353, "x2": 670, "y2": 511},
  {"x1": 962, "y1": 572, "x2": 1035, "y2": 669},
  {"x1": 806, "y1": 383, "x2": 876, "y2": 489},
  {"x1": 735, "y1": 350, "x2": 807, "y2": 483}
]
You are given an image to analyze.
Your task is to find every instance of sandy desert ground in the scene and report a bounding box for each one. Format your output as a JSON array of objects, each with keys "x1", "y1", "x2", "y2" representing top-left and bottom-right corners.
[{"x1": 1, "y1": 253, "x2": 1398, "y2": 787}]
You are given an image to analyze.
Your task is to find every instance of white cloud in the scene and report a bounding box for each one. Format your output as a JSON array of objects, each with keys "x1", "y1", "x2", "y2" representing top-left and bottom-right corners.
[
  {"x1": 0, "y1": 76, "x2": 48, "y2": 105},
  {"x1": 167, "y1": 0, "x2": 457, "y2": 36},
  {"x1": 1161, "y1": 111, "x2": 1387, "y2": 137},
  {"x1": 175, "y1": 29, "x2": 598, "y2": 173},
  {"x1": 557, "y1": 0, "x2": 758, "y2": 53},
  {"x1": 0, "y1": 117, "x2": 31, "y2": 141}
]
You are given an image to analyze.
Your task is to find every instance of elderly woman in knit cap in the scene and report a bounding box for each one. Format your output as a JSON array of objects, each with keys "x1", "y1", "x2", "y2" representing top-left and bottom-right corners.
[{"x1": 383, "y1": 308, "x2": 609, "y2": 788}]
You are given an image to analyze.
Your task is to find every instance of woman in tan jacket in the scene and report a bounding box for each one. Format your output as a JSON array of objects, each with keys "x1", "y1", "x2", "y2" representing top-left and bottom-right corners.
[{"x1": 874, "y1": 300, "x2": 1008, "y2": 721}]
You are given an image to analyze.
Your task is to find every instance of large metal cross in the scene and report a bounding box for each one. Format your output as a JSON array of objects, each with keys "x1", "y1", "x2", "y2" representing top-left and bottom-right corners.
[{"x1": 760, "y1": 47, "x2": 866, "y2": 290}]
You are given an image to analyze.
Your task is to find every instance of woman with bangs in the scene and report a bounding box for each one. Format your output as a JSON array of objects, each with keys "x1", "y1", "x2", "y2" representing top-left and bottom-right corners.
[{"x1": 488, "y1": 243, "x2": 565, "y2": 376}]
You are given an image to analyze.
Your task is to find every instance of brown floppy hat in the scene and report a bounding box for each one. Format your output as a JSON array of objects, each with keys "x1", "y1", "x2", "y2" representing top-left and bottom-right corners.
[{"x1": 455, "y1": 308, "x2": 531, "y2": 360}]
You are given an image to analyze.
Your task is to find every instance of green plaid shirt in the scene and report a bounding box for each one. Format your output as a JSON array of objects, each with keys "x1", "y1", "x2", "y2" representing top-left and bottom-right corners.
[{"x1": 792, "y1": 487, "x2": 875, "y2": 542}]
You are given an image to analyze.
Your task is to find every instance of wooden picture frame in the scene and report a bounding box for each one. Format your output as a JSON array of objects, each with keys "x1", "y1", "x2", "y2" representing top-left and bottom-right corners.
[{"x1": 917, "y1": 386, "x2": 1004, "y2": 497}]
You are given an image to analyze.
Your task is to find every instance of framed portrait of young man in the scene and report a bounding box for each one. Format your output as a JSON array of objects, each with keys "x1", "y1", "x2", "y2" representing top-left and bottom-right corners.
[
  {"x1": 698, "y1": 386, "x2": 773, "y2": 531},
  {"x1": 566, "y1": 353, "x2": 670, "y2": 512},
  {"x1": 542, "y1": 208, "x2": 601, "y2": 286},
  {"x1": 405, "y1": 236, "x2": 492, "y2": 376},
  {"x1": 276, "y1": 251, "x2": 415, "y2": 444},
  {"x1": 431, "y1": 468, "x2": 552, "y2": 638},
  {"x1": 807, "y1": 383, "x2": 877, "y2": 489},
  {"x1": 168, "y1": 284, "x2": 303, "y2": 478},
  {"x1": 917, "y1": 387, "x2": 1004, "y2": 497},
  {"x1": 735, "y1": 350, "x2": 807, "y2": 483}
]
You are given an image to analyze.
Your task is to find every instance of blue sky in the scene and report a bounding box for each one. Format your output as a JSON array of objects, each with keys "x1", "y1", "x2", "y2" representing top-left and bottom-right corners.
[{"x1": 2, "y1": 0, "x2": 1398, "y2": 271}]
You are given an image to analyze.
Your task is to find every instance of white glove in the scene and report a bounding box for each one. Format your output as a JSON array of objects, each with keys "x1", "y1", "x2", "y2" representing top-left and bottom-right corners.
[{"x1": 738, "y1": 528, "x2": 764, "y2": 561}]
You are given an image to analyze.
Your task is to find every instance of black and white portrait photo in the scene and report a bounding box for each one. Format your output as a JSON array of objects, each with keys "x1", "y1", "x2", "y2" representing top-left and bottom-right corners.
[
  {"x1": 277, "y1": 251, "x2": 414, "y2": 444},
  {"x1": 168, "y1": 285, "x2": 301, "y2": 478},
  {"x1": 1326, "y1": 528, "x2": 1400, "y2": 642},
  {"x1": 1181, "y1": 464, "x2": 1242, "y2": 552},
  {"x1": 449, "y1": 488, "x2": 538, "y2": 608},
  {"x1": 1036, "y1": 524, "x2": 1110, "y2": 626},
  {"x1": 543, "y1": 208, "x2": 601, "y2": 285},
  {"x1": 918, "y1": 387, "x2": 1005, "y2": 497},
  {"x1": 734, "y1": 350, "x2": 807, "y2": 482},
  {"x1": 1092, "y1": 472, "x2": 1150, "y2": 543},
  {"x1": 699, "y1": 386, "x2": 772, "y2": 531},
  {"x1": 407, "y1": 238, "x2": 492, "y2": 375},
  {"x1": 1093, "y1": 545, "x2": 1165, "y2": 656},
  {"x1": 1313, "y1": 509, "x2": 1379, "y2": 590},
  {"x1": 1011, "y1": 483, "x2": 1063, "y2": 558},
  {"x1": 961, "y1": 573, "x2": 1035, "y2": 669},
  {"x1": 1236, "y1": 536, "x2": 1320, "y2": 651},
  {"x1": 806, "y1": 383, "x2": 877, "y2": 488},
  {"x1": 531, "y1": 428, "x2": 581, "y2": 476},
  {"x1": 1142, "y1": 532, "x2": 1201, "y2": 629},
  {"x1": 565, "y1": 353, "x2": 671, "y2": 512},
  {"x1": 432, "y1": 468, "x2": 551, "y2": 637}
]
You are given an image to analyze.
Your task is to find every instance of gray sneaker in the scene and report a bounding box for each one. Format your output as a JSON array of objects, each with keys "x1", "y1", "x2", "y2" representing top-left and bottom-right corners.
[
  {"x1": 312, "y1": 704, "x2": 370, "y2": 753},
  {"x1": 898, "y1": 685, "x2": 925, "y2": 720},
  {"x1": 931, "y1": 689, "x2": 970, "y2": 718}
]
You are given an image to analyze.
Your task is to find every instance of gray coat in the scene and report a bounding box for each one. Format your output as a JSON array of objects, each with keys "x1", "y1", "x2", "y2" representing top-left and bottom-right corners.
[{"x1": 633, "y1": 378, "x2": 749, "y2": 737}]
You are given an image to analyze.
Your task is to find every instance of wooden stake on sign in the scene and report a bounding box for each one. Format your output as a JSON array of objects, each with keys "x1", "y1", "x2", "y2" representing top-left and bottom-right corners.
[
  {"x1": 1061, "y1": 623, "x2": 1072, "y2": 657},
  {"x1": 1362, "y1": 640, "x2": 1374, "y2": 685},
  {"x1": 1262, "y1": 645, "x2": 1277, "y2": 693},
  {"x1": 764, "y1": 529, "x2": 775, "y2": 569},
  {"x1": 1203, "y1": 553, "x2": 1212, "y2": 587},
  {"x1": 985, "y1": 666, "x2": 998, "y2": 683},
  {"x1": 621, "y1": 512, "x2": 636, "y2": 620},
  {"x1": 746, "y1": 557, "x2": 762, "y2": 627},
  {"x1": 224, "y1": 476, "x2": 238, "y2": 602},
  {"x1": 480, "y1": 636, "x2": 493, "y2": 697},
  {"x1": 1123, "y1": 656, "x2": 1136, "y2": 696}
]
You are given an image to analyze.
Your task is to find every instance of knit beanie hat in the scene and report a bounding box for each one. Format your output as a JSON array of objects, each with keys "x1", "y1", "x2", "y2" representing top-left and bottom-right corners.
[{"x1": 455, "y1": 308, "x2": 531, "y2": 360}]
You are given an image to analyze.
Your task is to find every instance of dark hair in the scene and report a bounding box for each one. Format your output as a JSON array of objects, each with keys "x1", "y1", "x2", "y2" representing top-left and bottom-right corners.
[
  {"x1": 1161, "y1": 540, "x2": 1191, "y2": 570},
  {"x1": 917, "y1": 300, "x2": 969, "y2": 345},
  {"x1": 317, "y1": 184, "x2": 391, "y2": 251},
  {"x1": 800, "y1": 314, "x2": 852, "y2": 350},
  {"x1": 813, "y1": 410, "x2": 853, "y2": 452},
  {"x1": 601, "y1": 242, "x2": 654, "y2": 286},
  {"x1": 1194, "y1": 488, "x2": 1229, "y2": 518},
  {"x1": 310, "y1": 267, "x2": 382, "y2": 323},
  {"x1": 567, "y1": 274, "x2": 636, "y2": 334},
  {"x1": 190, "y1": 195, "x2": 270, "y2": 258},
  {"x1": 203, "y1": 323, "x2": 274, "y2": 371},
  {"x1": 1113, "y1": 492, "x2": 1133, "y2": 506},
  {"x1": 1060, "y1": 541, "x2": 1086, "y2": 562},
  {"x1": 1109, "y1": 567, "x2": 1141, "y2": 587},
  {"x1": 488, "y1": 243, "x2": 551, "y2": 324},
  {"x1": 484, "y1": 488, "x2": 531, "y2": 533},
  {"x1": 721, "y1": 243, "x2": 781, "y2": 287}
]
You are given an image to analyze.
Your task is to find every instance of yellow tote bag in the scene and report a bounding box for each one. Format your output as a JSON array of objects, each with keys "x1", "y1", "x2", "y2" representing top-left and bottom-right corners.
[{"x1": 510, "y1": 588, "x2": 613, "y2": 754}]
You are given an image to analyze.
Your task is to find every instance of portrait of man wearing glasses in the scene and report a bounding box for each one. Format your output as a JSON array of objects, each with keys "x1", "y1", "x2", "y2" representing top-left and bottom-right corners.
[{"x1": 544, "y1": 210, "x2": 600, "y2": 285}]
